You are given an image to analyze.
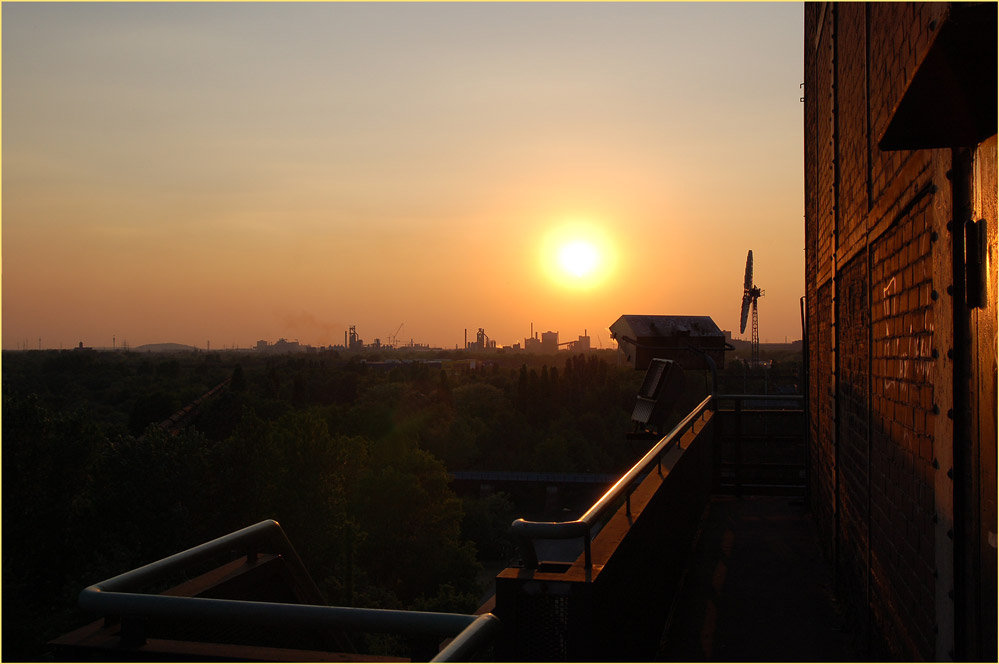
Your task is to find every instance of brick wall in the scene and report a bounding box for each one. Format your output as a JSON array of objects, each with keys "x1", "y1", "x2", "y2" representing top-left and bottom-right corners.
[
  {"x1": 801, "y1": 3, "x2": 993, "y2": 660},
  {"x1": 867, "y1": 192, "x2": 938, "y2": 658},
  {"x1": 834, "y1": 3, "x2": 868, "y2": 254},
  {"x1": 803, "y1": 0, "x2": 819, "y2": 509},
  {"x1": 811, "y1": 280, "x2": 835, "y2": 557},
  {"x1": 834, "y1": 250, "x2": 869, "y2": 642},
  {"x1": 970, "y1": 136, "x2": 998, "y2": 657},
  {"x1": 814, "y1": 7, "x2": 835, "y2": 285}
]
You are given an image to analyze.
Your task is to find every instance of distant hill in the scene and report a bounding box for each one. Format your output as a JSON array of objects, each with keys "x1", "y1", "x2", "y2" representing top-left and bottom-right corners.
[{"x1": 132, "y1": 343, "x2": 199, "y2": 353}]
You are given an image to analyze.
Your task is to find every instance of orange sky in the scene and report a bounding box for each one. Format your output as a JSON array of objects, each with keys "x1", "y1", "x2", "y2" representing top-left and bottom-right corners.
[{"x1": 2, "y1": 2, "x2": 804, "y2": 351}]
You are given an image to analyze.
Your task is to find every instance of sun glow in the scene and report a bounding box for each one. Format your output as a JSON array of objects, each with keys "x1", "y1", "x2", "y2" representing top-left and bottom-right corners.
[
  {"x1": 558, "y1": 241, "x2": 599, "y2": 278},
  {"x1": 540, "y1": 221, "x2": 616, "y2": 290}
]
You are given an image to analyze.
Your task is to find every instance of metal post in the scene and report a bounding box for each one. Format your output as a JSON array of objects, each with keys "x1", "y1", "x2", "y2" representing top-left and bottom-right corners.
[
  {"x1": 518, "y1": 537, "x2": 539, "y2": 570},
  {"x1": 735, "y1": 397, "x2": 744, "y2": 497},
  {"x1": 713, "y1": 395, "x2": 722, "y2": 491}
]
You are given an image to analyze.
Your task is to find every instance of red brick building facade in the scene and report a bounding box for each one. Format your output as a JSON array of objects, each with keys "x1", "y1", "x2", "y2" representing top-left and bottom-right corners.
[{"x1": 803, "y1": 3, "x2": 996, "y2": 660}]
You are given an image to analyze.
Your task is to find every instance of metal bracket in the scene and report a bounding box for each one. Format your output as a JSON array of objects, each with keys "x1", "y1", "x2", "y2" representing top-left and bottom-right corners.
[{"x1": 965, "y1": 219, "x2": 987, "y2": 309}]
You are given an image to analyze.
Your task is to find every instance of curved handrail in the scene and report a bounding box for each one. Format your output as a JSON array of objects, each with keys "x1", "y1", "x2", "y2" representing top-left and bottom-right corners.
[
  {"x1": 78, "y1": 519, "x2": 500, "y2": 661},
  {"x1": 431, "y1": 613, "x2": 503, "y2": 662},
  {"x1": 81, "y1": 520, "x2": 315, "y2": 597},
  {"x1": 510, "y1": 394, "x2": 715, "y2": 569}
]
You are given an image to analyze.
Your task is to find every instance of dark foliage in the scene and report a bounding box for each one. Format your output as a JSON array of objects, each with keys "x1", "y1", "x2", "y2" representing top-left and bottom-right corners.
[{"x1": 1, "y1": 348, "x2": 651, "y2": 660}]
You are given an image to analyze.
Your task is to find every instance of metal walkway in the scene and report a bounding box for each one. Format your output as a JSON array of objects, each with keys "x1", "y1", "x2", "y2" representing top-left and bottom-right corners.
[{"x1": 658, "y1": 495, "x2": 859, "y2": 662}]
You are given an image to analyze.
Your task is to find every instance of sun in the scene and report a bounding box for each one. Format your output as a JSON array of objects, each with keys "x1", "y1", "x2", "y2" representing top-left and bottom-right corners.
[
  {"x1": 539, "y1": 221, "x2": 616, "y2": 290},
  {"x1": 558, "y1": 240, "x2": 600, "y2": 278}
]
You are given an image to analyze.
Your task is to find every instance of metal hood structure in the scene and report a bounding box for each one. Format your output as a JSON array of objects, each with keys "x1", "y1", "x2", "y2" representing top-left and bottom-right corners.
[{"x1": 609, "y1": 315, "x2": 725, "y2": 371}]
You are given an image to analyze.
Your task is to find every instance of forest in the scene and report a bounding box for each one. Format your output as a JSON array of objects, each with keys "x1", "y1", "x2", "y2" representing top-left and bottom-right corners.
[
  {"x1": 1, "y1": 348, "x2": 649, "y2": 659},
  {"x1": 2, "y1": 347, "x2": 799, "y2": 660}
]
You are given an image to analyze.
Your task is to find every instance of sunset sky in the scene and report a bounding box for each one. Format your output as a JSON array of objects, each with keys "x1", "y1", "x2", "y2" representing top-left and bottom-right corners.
[{"x1": 2, "y1": 2, "x2": 804, "y2": 351}]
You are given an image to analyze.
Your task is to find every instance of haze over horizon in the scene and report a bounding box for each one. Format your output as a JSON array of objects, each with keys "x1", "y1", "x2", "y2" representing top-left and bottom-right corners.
[{"x1": 2, "y1": 2, "x2": 805, "y2": 351}]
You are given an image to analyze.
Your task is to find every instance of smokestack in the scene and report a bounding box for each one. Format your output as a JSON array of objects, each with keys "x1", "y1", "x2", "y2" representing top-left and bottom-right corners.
[
  {"x1": 345, "y1": 331, "x2": 348, "y2": 348},
  {"x1": 531, "y1": 322, "x2": 533, "y2": 338},
  {"x1": 464, "y1": 328, "x2": 467, "y2": 350}
]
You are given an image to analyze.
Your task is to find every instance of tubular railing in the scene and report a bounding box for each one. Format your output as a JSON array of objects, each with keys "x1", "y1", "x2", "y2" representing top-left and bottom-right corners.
[
  {"x1": 510, "y1": 394, "x2": 715, "y2": 570},
  {"x1": 78, "y1": 520, "x2": 500, "y2": 662}
]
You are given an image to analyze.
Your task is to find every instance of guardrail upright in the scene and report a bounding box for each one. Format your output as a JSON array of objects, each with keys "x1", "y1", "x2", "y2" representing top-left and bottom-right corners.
[{"x1": 734, "y1": 395, "x2": 744, "y2": 495}]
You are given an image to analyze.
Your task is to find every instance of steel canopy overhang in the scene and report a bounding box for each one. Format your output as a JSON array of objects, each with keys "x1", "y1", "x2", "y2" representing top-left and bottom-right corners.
[{"x1": 879, "y1": 3, "x2": 997, "y2": 151}]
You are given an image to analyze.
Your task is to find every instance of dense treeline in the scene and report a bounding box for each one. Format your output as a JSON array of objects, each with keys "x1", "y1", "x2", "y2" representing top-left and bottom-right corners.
[{"x1": 2, "y1": 349, "x2": 648, "y2": 660}]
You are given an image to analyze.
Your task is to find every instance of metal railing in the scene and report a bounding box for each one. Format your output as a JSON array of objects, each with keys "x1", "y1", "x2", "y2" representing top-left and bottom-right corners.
[
  {"x1": 714, "y1": 393, "x2": 805, "y2": 496},
  {"x1": 714, "y1": 393, "x2": 804, "y2": 406},
  {"x1": 78, "y1": 519, "x2": 500, "y2": 662},
  {"x1": 510, "y1": 394, "x2": 715, "y2": 570}
]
